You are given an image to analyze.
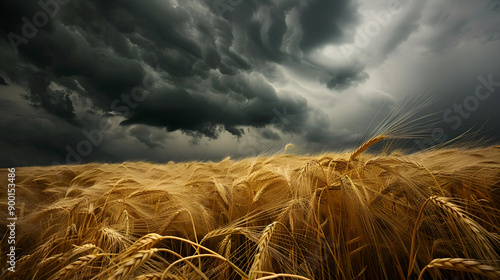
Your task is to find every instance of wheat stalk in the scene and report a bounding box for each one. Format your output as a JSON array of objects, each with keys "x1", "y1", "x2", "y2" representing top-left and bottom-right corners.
[
  {"x1": 123, "y1": 210, "x2": 130, "y2": 238},
  {"x1": 37, "y1": 253, "x2": 65, "y2": 270},
  {"x1": 429, "y1": 196, "x2": 495, "y2": 256},
  {"x1": 408, "y1": 196, "x2": 497, "y2": 279},
  {"x1": 418, "y1": 258, "x2": 500, "y2": 280},
  {"x1": 201, "y1": 225, "x2": 247, "y2": 243},
  {"x1": 285, "y1": 143, "x2": 295, "y2": 154},
  {"x1": 349, "y1": 135, "x2": 386, "y2": 162},
  {"x1": 135, "y1": 272, "x2": 183, "y2": 280},
  {"x1": 429, "y1": 197, "x2": 482, "y2": 232},
  {"x1": 249, "y1": 222, "x2": 277, "y2": 280},
  {"x1": 109, "y1": 249, "x2": 158, "y2": 280}
]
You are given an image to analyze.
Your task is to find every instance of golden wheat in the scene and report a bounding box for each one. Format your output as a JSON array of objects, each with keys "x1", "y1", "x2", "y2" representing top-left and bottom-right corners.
[
  {"x1": 418, "y1": 258, "x2": 500, "y2": 280},
  {"x1": 349, "y1": 135, "x2": 386, "y2": 162},
  {"x1": 116, "y1": 233, "x2": 163, "y2": 262},
  {"x1": 2, "y1": 141, "x2": 500, "y2": 280},
  {"x1": 249, "y1": 222, "x2": 278, "y2": 280},
  {"x1": 134, "y1": 273, "x2": 181, "y2": 280},
  {"x1": 109, "y1": 249, "x2": 158, "y2": 280},
  {"x1": 50, "y1": 254, "x2": 99, "y2": 280},
  {"x1": 429, "y1": 196, "x2": 497, "y2": 258}
]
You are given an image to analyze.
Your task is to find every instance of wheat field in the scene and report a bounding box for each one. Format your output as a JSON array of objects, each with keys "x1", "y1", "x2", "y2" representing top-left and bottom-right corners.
[{"x1": 1, "y1": 137, "x2": 500, "y2": 280}]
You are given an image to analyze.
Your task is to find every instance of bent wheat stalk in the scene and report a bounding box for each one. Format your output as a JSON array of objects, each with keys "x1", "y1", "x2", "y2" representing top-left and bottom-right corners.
[
  {"x1": 162, "y1": 253, "x2": 248, "y2": 280},
  {"x1": 349, "y1": 135, "x2": 386, "y2": 163},
  {"x1": 249, "y1": 222, "x2": 277, "y2": 280},
  {"x1": 407, "y1": 196, "x2": 433, "y2": 280},
  {"x1": 418, "y1": 258, "x2": 500, "y2": 280},
  {"x1": 430, "y1": 196, "x2": 497, "y2": 258}
]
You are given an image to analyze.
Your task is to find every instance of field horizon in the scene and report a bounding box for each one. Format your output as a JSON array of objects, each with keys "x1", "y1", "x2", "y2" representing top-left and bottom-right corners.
[{"x1": 2, "y1": 138, "x2": 500, "y2": 280}]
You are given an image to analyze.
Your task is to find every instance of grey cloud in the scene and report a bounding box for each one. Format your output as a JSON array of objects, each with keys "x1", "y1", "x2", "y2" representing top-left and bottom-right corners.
[
  {"x1": 120, "y1": 82, "x2": 311, "y2": 139},
  {"x1": 377, "y1": 0, "x2": 426, "y2": 63},
  {"x1": 260, "y1": 128, "x2": 281, "y2": 140},
  {"x1": 303, "y1": 109, "x2": 336, "y2": 143},
  {"x1": 2, "y1": 0, "x2": 497, "y2": 168},
  {"x1": 420, "y1": 0, "x2": 500, "y2": 53},
  {"x1": 0, "y1": 92, "x2": 94, "y2": 166},
  {"x1": 0, "y1": 76, "x2": 7, "y2": 86},
  {"x1": 299, "y1": 0, "x2": 358, "y2": 52},
  {"x1": 29, "y1": 88, "x2": 77, "y2": 121},
  {"x1": 0, "y1": 0, "x2": 364, "y2": 133},
  {"x1": 128, "y1": 125, "x2": 168, "y2": 149},
  {"x1": 488, "y1": 0, "x2": 500, "y2": 11},
  {"x1": 322, "y1": 66, "x2": 369, "y2": 91}
]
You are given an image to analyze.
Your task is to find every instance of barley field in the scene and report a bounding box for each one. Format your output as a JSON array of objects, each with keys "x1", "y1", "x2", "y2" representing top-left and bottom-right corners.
[{"x1": 1, "y1": 137, "x2": 500, "y2": 280}]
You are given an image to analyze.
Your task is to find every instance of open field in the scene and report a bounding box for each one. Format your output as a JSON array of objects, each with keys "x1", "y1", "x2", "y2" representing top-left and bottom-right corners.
[{"x1": 1, "y1": 139, "x2": 500, "y2": 279}]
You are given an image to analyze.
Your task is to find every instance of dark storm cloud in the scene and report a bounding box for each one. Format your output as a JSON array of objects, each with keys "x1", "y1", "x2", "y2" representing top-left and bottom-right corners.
[
  {"x1": 260, "y1": 128, "x2": 281, "y2": 140},
  {"x1": 0, "y1": 90, "x2": 104, "y2": 167},
  {"x1": 0, "y1": 0, "x2": 360, "y2": 142},
  {"x1": 420, "y1": 1, "x2": 500, "y2": 53},
  {"x1": 299, "y1": 0, "x2": 358, "y2": 52},
  {"x1": 28, "y1": 88, "x2": 77, "y2": 120},
  {"x1": 0, "y1": 0, "x2": 499, "y2": 168},
  {"x1": 128, "y1": 125, "x2": 167, "y2": 149},
  {"x1": 322, "y1": 66, "x2": 369, "y2": 90},
  {"x1": 377, "y1": 0, "x2": 425, "y2": 63},
  {"x1": 120, "y1": 79, "x2": 311, "y2": 139},
  {"x1": 489, "y1": 0, "x2": 500, "y2": 11}
]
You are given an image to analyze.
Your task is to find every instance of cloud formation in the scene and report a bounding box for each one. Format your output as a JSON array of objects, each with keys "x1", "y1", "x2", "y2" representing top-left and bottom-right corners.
[
  {"x1": 0, "y1": 0, "x2": 499, "y2": 167},
  {"x1": 0, "y1": 0, "x2": 364, "y2": 140}
]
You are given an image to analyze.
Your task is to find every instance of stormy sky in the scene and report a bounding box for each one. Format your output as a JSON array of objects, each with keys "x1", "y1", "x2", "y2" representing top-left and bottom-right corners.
[{"x1": 0, "y1": 0, "x2": 499, "y2": 167}]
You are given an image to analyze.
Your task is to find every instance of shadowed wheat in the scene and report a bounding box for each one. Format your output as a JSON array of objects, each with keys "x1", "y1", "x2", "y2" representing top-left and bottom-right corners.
[{"x1": 1, "y1": 137, "x2": 500, "y2": 279}]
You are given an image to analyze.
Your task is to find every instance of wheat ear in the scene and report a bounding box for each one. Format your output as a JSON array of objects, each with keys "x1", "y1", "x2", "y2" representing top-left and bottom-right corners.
[
  {"x1": 407, "y1": 196, "x2": 496, "y2": 279},
  {"x1": 429, "y1": 196, "x2": 495, "y2": 256},
  {"x1": 135, "y1": 273, "x2": 163, "y2": 280},
  {"x1": 255, "y1": 274, "x2": 311, "y2": 280},
  {"x1": 249, "y1": 222, "x2": 277, "y2": 280},
  {"x1": 109, "y1": 248, "x2": 158, "y2": 280},
  {"x1": 51, "y1": 254, "x2": 98, "y2": 280},
  {"x1": 418, "y1": 258, "x2": 500, "y2": 280},
  {"x1": 349, "y1": 135, "x2": 386, "y2": 162},
  {"x1": 135, "y1": 272, "x2": 181, "y2": 280},
  {"x1": 116, "y1": 233, "x2": 163, "y2": 262},
  {"x1": 429, "y1": 196, "x2": 483, "y2": 235}
]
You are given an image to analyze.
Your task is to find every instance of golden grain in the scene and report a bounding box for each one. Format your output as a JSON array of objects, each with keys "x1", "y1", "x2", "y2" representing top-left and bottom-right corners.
[{"x1": 3, "y1": 141, "x2": 500, "y2": 280}]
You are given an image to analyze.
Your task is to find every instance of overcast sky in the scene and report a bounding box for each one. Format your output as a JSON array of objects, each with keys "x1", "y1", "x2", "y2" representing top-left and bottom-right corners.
[{"x1": 1, "y1": 0, "x2": 499, "y2": 167}]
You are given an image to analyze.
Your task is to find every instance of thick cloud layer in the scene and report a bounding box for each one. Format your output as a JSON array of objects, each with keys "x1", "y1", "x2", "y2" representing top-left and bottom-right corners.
[
  {"x1": 0, "y1": 0, "x2": 499, "y2": 167},
  {"x1": 0, "y1": 0, "x2": 362, "y2": 138}
]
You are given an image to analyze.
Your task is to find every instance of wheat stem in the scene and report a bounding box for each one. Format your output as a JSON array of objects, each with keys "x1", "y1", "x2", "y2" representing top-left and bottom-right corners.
[{"x1": 407, "y1": 196, "x2": 433, "y2": 280}]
